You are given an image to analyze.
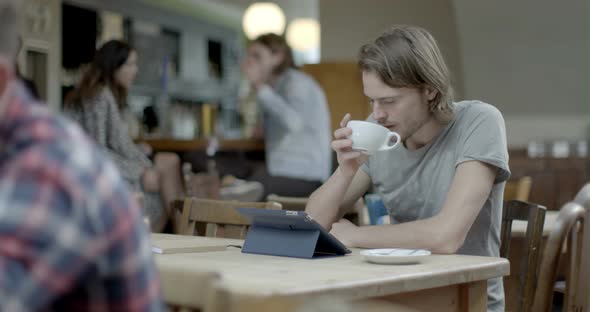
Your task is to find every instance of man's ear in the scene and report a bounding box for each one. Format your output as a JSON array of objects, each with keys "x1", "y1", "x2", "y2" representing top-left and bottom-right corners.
[{"x1": 424, "y1": 86, "x2": 438, "y2": 101}]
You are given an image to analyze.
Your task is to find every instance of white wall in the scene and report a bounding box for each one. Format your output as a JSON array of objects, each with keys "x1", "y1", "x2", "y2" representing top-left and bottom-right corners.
[
  {"x1": 319, "y1": 0, "x2": 590, "y2": 146},
  {"x1": 319, "y1": 0, "x2": 464, "y2": 97},
  {"x1": 504, "y1": 115, "x2": 589, "y2": 148},
  {"x1": 452, "y1": 0, "x2": 588, "y2": 115},
  {"x1": 269, "y1": 0, "x2": 318, "y2": 20},
  {"x1": 452, "y1": 0, "x2": 590, "y2": 146}
]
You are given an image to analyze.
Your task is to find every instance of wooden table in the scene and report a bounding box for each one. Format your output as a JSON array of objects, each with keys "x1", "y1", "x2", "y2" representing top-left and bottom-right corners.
[{"x1": 153, "y1": 234, "x2": 509, "y2": 311}]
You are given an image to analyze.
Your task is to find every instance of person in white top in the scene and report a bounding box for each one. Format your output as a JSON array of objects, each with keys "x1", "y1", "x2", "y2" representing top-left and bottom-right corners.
[{"x1": 241, "y1": 33, "x2": 332, "y2": 197}]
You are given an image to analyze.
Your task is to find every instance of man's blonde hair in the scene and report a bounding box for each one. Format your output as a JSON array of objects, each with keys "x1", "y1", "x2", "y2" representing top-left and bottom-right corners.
[
  {"x1": 358, "y1": 25, "x2": 454, "y2": 123},
  {"x1": 0, "y1": 0, "x2": 20, "y2": 59}
]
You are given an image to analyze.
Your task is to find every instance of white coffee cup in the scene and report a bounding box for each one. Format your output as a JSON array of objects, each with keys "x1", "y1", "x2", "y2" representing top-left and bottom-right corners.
[{"x1": 347, "y1": 120, "x2": 401, "y2": 154}]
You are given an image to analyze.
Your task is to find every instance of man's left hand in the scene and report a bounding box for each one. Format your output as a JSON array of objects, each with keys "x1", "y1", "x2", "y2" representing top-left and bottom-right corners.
[{"x1": 329, "y1": 218, "x2": 359, "y2": 247}]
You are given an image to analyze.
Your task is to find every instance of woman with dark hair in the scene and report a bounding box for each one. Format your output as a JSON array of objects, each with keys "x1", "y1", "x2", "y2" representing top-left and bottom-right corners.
[
  {"x1": 241, "y1": 33, "x2": 332, "y2": 197},
  {"x1": 65, "y1": 40, "x2": 184, "y2": 232}
]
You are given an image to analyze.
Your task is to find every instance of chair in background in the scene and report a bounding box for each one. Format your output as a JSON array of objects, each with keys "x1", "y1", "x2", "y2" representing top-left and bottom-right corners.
[
  {"x1": 504, "y1": 176, "x2": 533, "y2": 201},
  {"x1": 500, "y1": 200, "x2": 546, "y2": 312},
  {"x1": 531, "y1": 201, "x2": 587, "y2": 312},
  {"x1": 571, "y1": 183, "x2": 590, "y2": 311},
  {"x1": 552, "y1": 183, "x2": 590, "y2": 311},
  {"x1": 173, "y1": 198, "x2": 282, "y2": 239},
  {"x1": 553, "y1": 183, "x2": 590, "y2": 298}
]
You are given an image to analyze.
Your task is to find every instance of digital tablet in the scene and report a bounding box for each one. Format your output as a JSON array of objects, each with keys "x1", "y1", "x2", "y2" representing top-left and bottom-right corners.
[{"x1": 236, "y1": 208, "x2": 351, "y2": 258}]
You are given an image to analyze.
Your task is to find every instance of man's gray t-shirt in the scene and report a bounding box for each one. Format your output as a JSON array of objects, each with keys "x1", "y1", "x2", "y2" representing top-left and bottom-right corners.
[{"x1": 362, "y1": 100, "x2": 510, "y2": 312}]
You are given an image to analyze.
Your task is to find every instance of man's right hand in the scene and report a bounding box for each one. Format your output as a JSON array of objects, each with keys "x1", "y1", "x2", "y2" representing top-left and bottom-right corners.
[{"x1": 331, "y1": 113, "x2": 369, "y2": 177}]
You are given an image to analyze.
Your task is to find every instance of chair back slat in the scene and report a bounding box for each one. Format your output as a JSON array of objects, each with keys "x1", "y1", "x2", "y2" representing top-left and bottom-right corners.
[
  {"x1": 173, "y1": 197, "x2": 282, "y2": 239},
  {"x1": 564, "y1": 223, "x2": 582, "y2": 311},
  {"x1": 500, "y1": 200, "x2": 546, "y2": 312}
]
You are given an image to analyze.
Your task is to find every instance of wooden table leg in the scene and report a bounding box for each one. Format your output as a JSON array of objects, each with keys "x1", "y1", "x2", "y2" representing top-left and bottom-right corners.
[{"x1": 459, "y1": 280, "x2": 488, "y2": 311}]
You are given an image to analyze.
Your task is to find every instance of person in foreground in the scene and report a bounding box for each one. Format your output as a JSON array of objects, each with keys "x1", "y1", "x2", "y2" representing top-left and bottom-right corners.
[
  {"x1": 0, "y1": 1, "x2": 163, "y2": 310},
  {"x1": 241, "y1": 33, "x2": 332, "y2": 197},
  {"x1": 305, "y1": 25, "x2": 510, "y2": 312}
]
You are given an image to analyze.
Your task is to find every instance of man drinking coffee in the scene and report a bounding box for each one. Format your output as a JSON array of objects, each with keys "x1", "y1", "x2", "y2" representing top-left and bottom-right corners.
[{"x1": 305, "y1": 25, "x2": 509, "y2": 312}]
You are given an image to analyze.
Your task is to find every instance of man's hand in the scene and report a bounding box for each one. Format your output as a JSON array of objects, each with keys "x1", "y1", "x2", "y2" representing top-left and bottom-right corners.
[
  {"x1": 332, "y1": 114, "x2": 369, "y2": 177},
  {"x1": 329, "y1": 218, "x2": 360, "y2": 247}
]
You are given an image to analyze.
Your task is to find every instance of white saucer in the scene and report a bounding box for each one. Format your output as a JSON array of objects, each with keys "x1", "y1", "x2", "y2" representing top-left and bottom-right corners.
[{"x1": 360, "y1": 248, "x2": 431, "y2": 264}]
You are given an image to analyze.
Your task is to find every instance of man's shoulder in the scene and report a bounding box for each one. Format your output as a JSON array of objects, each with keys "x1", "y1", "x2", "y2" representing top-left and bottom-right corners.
[
  {"x1": 4, "y1": 107, "x2": 140, "y2": 232},
  {"x1": 7, "y1": 105, "x2": 126, "y2": 200},
  {"x1": 454, "y1": 100, "x2": 505, "y2": 124},
  {"x1": 14, "y1": 104, "x2": 97, "y2": 157}
]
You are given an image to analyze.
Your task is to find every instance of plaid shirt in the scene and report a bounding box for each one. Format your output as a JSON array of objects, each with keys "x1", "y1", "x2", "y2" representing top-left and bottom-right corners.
[{"x1": 0, "y1": 82, "x2": 164, "y2": 311}]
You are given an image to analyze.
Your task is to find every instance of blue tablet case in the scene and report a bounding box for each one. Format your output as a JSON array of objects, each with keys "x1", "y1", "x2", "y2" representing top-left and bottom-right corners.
[{"x1": 236, "y1": 208, "x2": 351, "y2": 259}]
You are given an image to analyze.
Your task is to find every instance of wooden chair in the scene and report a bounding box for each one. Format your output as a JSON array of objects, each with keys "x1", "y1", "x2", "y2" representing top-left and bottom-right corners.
[
  {"x1": 572, "y1": 216, "x2": 590, "y2": 312},
  {"x1": 567, "y1": 183, "x2": 590, "y2": 311},
  {"x1": 573, "y1": 183, "x2": 590, "y2": 208},
  {"x1": 531, "y1": 201, "x2": 587, "y2": 312},
  {"x1": 266, "y1": 194, "x2": 308, "y2": 211},
  {"x1": 500, "y1": 200, "x2": 547, "y2": 312},
  {"x1": 173, "y1": 198, "x2": 282, "y2": 239},
  {"x1": 504, "y1": 176, "x2": 533, "y2": 201},
  {"x1": 554, "y1": 183, "x2": 590, "y2": 297}
]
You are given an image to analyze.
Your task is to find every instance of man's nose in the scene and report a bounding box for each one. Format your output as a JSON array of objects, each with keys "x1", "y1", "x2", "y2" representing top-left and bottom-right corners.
[{"x1": 372, "y1": 103, "x2": 387, "y2": 121}]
